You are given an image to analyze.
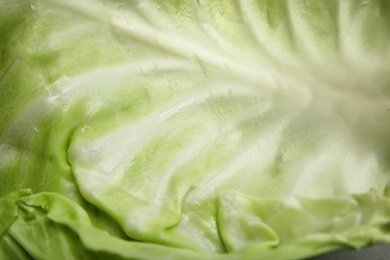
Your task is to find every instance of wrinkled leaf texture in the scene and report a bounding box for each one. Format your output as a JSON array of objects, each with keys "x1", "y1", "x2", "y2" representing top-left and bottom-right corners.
[{"x1": 1, "y1": 0, "x2": 390, "y2": 259}]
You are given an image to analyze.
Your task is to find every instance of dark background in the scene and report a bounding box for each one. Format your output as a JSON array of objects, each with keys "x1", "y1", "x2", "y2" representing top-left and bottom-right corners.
[{"x1": 306, "y1": 244, "x2": 390, "y2": 260}]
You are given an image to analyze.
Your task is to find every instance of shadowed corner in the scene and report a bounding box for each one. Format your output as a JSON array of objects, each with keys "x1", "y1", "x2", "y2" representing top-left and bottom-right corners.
[{"x1": 305, "y1": 244, "x2": 390, "y2": 260}]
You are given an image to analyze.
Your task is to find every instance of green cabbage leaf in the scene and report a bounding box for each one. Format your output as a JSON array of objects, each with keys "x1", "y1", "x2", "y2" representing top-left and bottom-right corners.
[{"x1": 1, "y1": 0, "x2": 390, "y2": 259}]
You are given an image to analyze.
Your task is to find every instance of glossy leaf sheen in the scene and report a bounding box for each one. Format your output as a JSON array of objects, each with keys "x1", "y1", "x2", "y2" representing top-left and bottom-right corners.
[{"x1": 1, "y1": 0, "x2": 390, "y2": 259}]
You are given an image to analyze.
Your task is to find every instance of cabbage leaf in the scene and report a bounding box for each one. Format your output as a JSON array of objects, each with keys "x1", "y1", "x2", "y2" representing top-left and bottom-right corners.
[{"x1": 1, "y1": 0, "x2": 390, "y2": 259}]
